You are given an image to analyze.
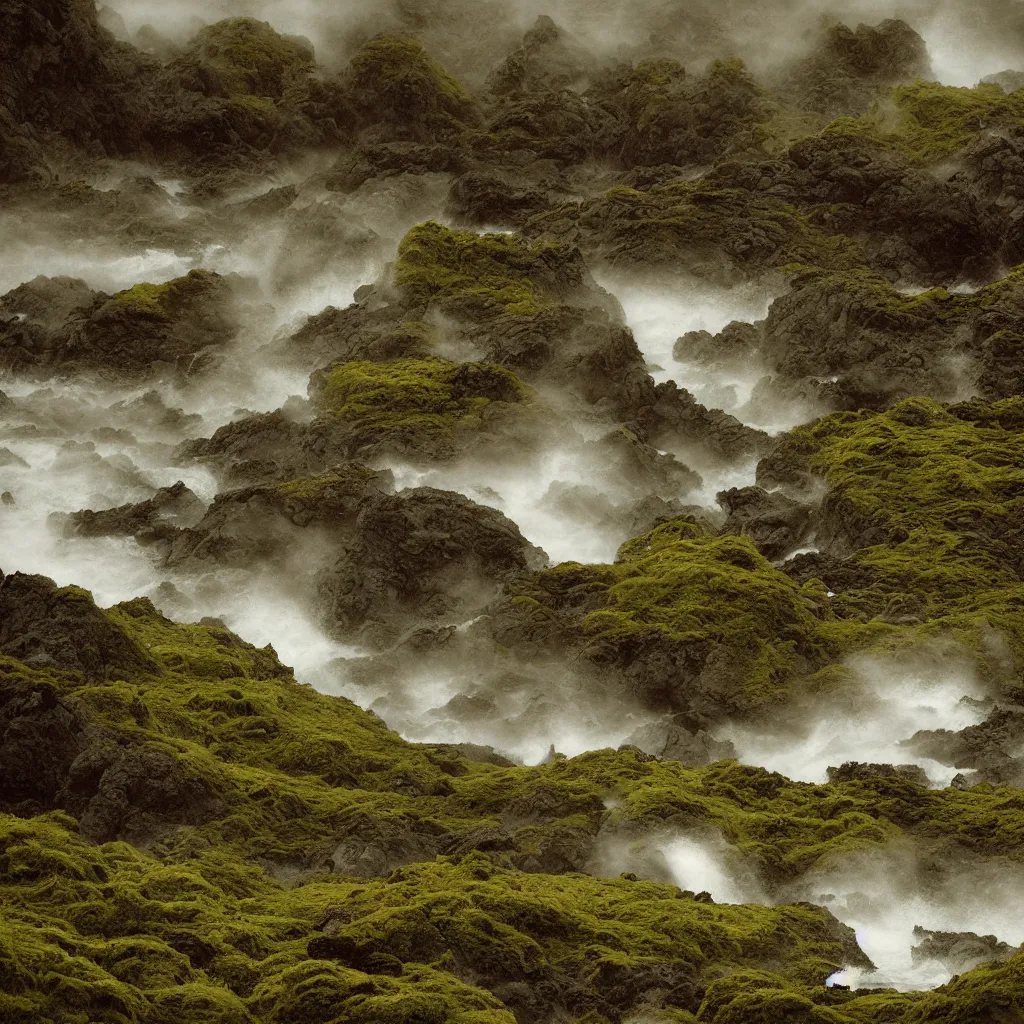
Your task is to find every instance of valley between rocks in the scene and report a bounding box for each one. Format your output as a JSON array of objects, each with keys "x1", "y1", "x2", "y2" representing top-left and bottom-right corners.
[{"x1": 3, "y1": 2, "x2": 1024, "y2": 1022}]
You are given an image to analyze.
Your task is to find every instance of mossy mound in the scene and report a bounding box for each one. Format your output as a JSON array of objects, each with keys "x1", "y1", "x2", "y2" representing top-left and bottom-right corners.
[
  {"x1": 495, "y1": 518, "x2": 826, "y2": 716},
  {"x1": 764, "y1": 396, "x2": 1024, "y2": 660},
  {"x1": 702, "y1": 263, "x2": 1024, "y2": 409},
  {"x1": 823, "y1": 81, "x2": 1024, "y2": 164},
  {"x1": 0, "y1": 269, "x2": 247, "y2": 381},
  {"x1": 308, "y1": 357, "x2": 529, "y2": 461},
  {"x1": 172, "y1": 18, "x2": 317, "y2": 100},
  {"x1": 393, "y1": 221, "x2": 574, "y2": 319},
  {"x1": 344, "y1": 35, "x2": 481, "y2": 140},
  {"x1": 523, "y1": 181, "x2": 862, "y2": 283}
]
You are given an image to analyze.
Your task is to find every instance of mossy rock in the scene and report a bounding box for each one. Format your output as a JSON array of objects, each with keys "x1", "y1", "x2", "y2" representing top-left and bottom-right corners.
[
  {"x1": 393, "y1": 221, "x2": 574, "y2": 319},
  {"x1": 822, "y1": 80, "x2": 1024, "y2": 164},
  {"x1": 174, "y1": 18, "x2": 317, "y2": 100},
  {"x1": 345, "y1": 34, "x2": 480, "y2": 139},
  {"x1": 523, "y1": 181, "x2": 862, "y2": 282},
  {"x1": 308, "y1": 357, "x2": 530, "y2": 461},
  {"x1": 496, "y1": 518, "x2": 826, "y2": 716}
]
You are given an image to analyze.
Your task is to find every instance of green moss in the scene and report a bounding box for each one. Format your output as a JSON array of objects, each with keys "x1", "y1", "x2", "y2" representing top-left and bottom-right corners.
[
  {"x1": 771, "y1": 396, "x2": 1024, "y2": 657},
  {"x1": 525, "y1": 181, "x2": 862, "y2": 278},
  {"x1": 309, "y1": 356, "x2": 528, "y2": 459},
  {"x1": 822, "y1": 80, "x2": 1024, "y2": 162},
  {"x1": 394, "y1": 221, "x2": 562, "y2": 318},
  {"x1": 6, "y1": 585, "x2": 1024, "y2": 1021},
  {"x1": 507, "y1": 519, "x2": 824, "y2": 711},
  {"x1": 347, "y1": 35, "x2": 479, "y2": 134},
  {"x1": 108, "y1": 270, "x2": 221, "y2": 321},
  {"x1": 111, "y1": 281, "x2": 176, "y2": 319}
]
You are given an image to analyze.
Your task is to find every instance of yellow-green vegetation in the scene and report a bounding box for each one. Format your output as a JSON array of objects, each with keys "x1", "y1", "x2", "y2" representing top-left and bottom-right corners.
[
  {"x1": 394, "y1": 221, "x2": 562, "y2": 318},
  {"x1": 111, "y1": 281, "x2": 177, "y2": 320},
  {"x1": 770, "y1": 396, "x2": 1024, "y2": 660},
  {"x1": 525, "y1": 181, "x2": 863, "y2": 278},
  {"x1": 309, "y1": 357, "x2": 528, "y2": 458},
  {"x1": 109, "y1": 270, "x2": 223, "y2": 321},
  {"x1": 180, "y1": 18, "x2": 316, "y2": 99},
  {"x1": 347, "y1": 35, "x2": 479, "y2": 135},
  {"x1": 519, "y1": 519, "x2": 824, "y2": 710},
  {"x1": 4, "y1": 585, "x2": 1024, "y2": 1021},
  {"x1": 823, "y1": 81, "x2": 1024, "y2": 163},
  {"x1": 503, "y1": 517, "x2": 849, "y2": 713}
]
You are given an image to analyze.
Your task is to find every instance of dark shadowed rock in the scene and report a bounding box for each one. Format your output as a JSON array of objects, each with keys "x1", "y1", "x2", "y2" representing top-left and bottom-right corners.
[
  {"x1": 0, "y1": 571, "x2": 155, "y2": 677},
  {"x1": 718, "y1": 485, "x2": 814, "y2": 560},
  {"x1": 316, "y1": 487, "x2": 548, "y2": 648}
]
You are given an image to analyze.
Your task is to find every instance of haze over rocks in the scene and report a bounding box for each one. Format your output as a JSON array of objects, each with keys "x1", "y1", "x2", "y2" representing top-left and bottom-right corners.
[{"x1": 3, "y1": 1, "x2": 1024, "y2": 1021}]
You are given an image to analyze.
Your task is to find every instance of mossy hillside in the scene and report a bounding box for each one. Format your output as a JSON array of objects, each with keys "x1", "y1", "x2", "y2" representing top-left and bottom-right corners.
[
  {"x1": 822, "y1": 81, "x2": 1024, "y2": 163},
  {"x1": 176, "y1": 18, "x2": 317, "y2": 99},
  {"x1": 767, "y1": 397, "x2": 1024, "y2": 652},
  {"x1": 308, "y1": 357, "x2": 529, "y2": 459},
  {"x1": 10, "y1": 592, "x2": 1024, "y2": 1020},
  {"x1": 451, "y1": 748, "x2": 1024, "y2": 883},
  {"x1": 0, "y1": 811, "x2": 879, "y2": 1024},
  {"x1": 505, "y1": 519, "x2": 827, "y2": 713},
  {"x1": 523, "y1": 181, "x2": 863, "y2": 280},
  {"x1": 303, "y1": 854, "x2": 867, "y2": 991},
  {"x1": 5, "y1": 779, "x2": 1024, "y2": 1024},
  {"x1": 10, "y1": 586, "x2": 1024, "y2": 884},
  {"x1": 345, "y1": 35, "x2": 480, "y2": 137},
  {"x1": 393, "y1": 221, "x2": 568, "y2": 319}
]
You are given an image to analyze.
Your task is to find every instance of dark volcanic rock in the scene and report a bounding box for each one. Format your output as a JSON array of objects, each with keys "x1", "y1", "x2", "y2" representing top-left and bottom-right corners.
[
  {"x1": 0, "y1": 270, "x2": 252, "y2": 380},
  {"x1": 0, "y1": 571, "x2": 155, "y2": 677},
  {"x1": 718, "y1": 485, "x2": 814, "y2": 560},
  {"x1": 316, "y1": 487, "x2": 548, "y2": 648},
  {"x1": 162, "y1": 467, "x2": 393, "y2": 569},
  {"x1": 911, "y1": 926, "x2": 1017, "y2": 974},
  {"x1": 626, "y1": 715, "x2": 736, "y2": 766},
  {"x1": 60, "y1": 481, "x2": 206, "y2": 542},
  {"x1": 826, "y1": 762, "x2": 930, "y2": 787}
]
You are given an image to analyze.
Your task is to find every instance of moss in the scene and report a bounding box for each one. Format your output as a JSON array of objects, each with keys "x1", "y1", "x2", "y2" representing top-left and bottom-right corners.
[
  {"x1": 822, "y1": 80, "x2": 1024, "y2": 162},
  {"x1": 394, "y1": 221, "x2": 562, "y2": 318},
  {"x1": 524, "y1": 181, "x2": 862, "y2": 279},
  {"x1": 308, "y1": 356, "x2": 528, "y2": 459},
  {"x1": 276, "y1": 466, "x2": 382, "y2": 502},
  {"x1": 507, "y1": 518, "x2": 825, "y2": 712},
  {"x1": 769, "y1": 396, "x2": 1024, "y2": 657},
  {"x1": 108, "y1": 270, "x2": 223, "y2": 321}
]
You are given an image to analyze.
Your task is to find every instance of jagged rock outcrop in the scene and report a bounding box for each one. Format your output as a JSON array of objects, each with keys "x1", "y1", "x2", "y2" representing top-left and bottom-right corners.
[
  {"x1": 316, "y1": 486, "x2": 548, "y2": 647},
  {"x1": 58, "y1": 481, "x2": 206, "y2": 542},
  {"x1": 0, "y1": 270, "x2": 253, "y2": 380}
]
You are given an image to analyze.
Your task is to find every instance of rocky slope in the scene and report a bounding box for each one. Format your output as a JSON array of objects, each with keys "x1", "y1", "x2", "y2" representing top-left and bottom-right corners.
[{"x1": 2, "y1": 1, "x2": 1024, "y2": 1022}]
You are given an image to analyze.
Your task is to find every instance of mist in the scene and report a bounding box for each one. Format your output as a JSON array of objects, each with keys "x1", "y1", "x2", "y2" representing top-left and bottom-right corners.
[{"x1": 720, "y1": 650, "x2": 992, "y2": 786}]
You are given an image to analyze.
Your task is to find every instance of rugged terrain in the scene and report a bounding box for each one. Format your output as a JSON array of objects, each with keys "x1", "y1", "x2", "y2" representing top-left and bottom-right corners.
[{"x1": 3, "y1": 1, "x2": 1024, "y2": 1022}]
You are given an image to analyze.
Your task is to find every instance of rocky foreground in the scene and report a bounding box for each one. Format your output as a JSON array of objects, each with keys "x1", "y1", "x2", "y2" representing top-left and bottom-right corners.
[{"x1": 3, "y1": 1, "x2": 1024, "y2": 1022}]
